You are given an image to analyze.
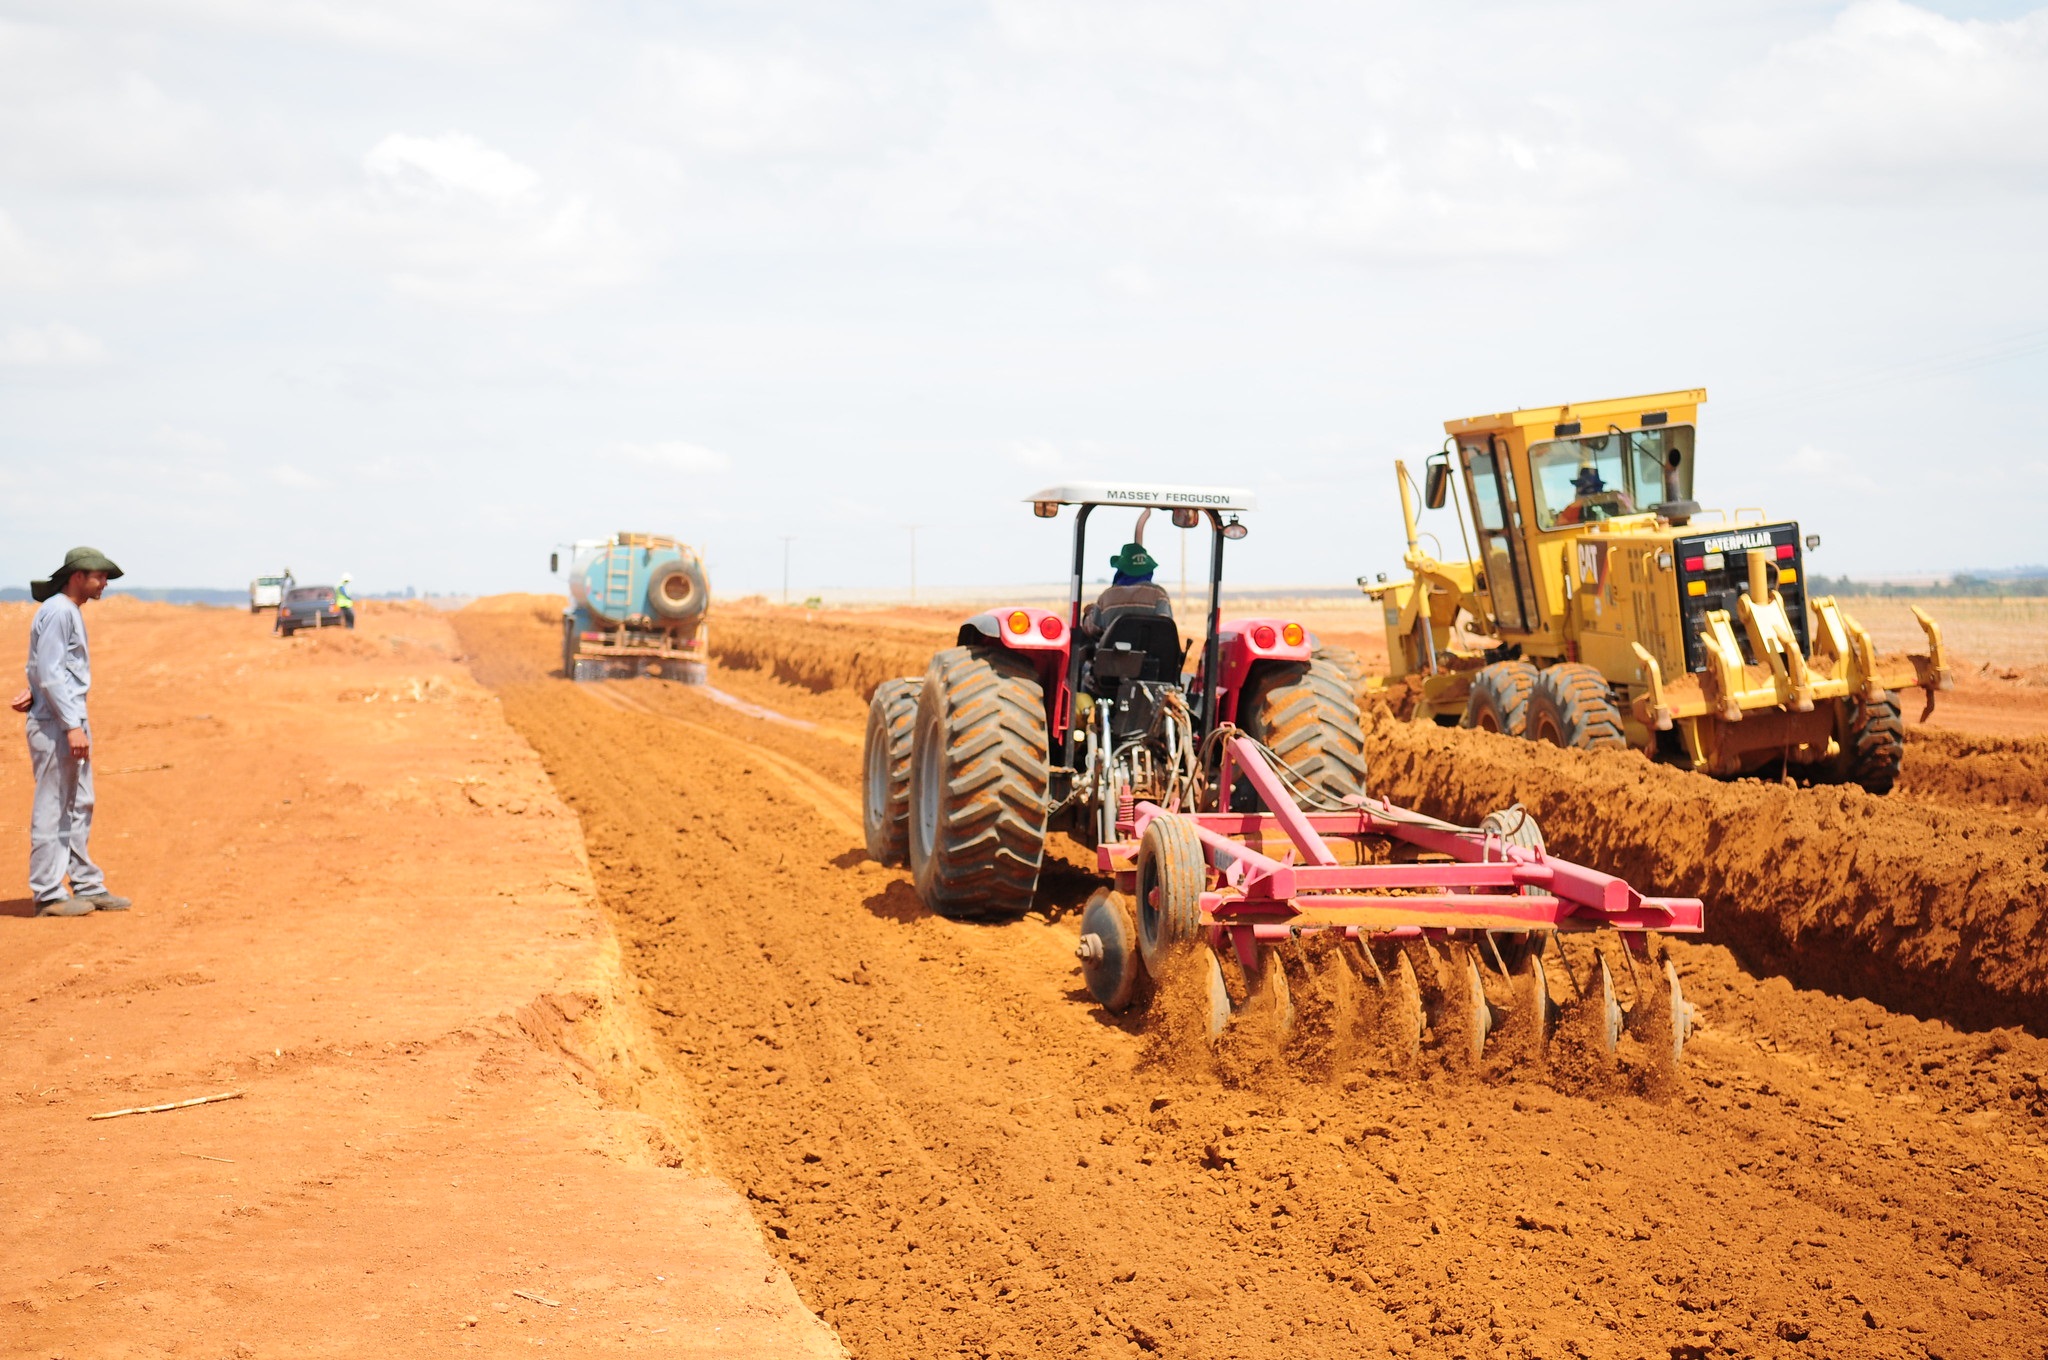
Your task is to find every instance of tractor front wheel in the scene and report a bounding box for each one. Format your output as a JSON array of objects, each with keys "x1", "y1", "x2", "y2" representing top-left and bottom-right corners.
[
  {"x1": 1527, "y1": 664, "x2": 1627, "y2": 751},
  {"x1": 907, "y1": 647, "x2": 1049, "y2": 920},
  {"x1": 862, "y1": 677, "x2": 922, "y2": 865},
  {"x1": 1463, "y1": 660, "x2": 1538, "y2": 737}
]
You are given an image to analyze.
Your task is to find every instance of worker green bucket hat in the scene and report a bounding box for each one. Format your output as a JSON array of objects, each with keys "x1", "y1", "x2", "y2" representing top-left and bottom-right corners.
[
  {"x1": 1108, "y1": 542, "x2": 1159, "y2": 576},
  {"x1": 31, "y1": 546, "x2": 124, "y2": 603}
]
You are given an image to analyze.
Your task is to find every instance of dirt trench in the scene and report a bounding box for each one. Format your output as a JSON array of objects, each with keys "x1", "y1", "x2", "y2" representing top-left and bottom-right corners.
[{"x1": 455, "y1": 602, "x2": 2048, "y2": 1360}]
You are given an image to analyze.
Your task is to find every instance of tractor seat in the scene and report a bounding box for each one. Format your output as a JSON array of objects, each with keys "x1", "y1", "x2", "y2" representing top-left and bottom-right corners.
[{"x1": 1084, "y1": 609, "x2": 1183, "y2": 693}]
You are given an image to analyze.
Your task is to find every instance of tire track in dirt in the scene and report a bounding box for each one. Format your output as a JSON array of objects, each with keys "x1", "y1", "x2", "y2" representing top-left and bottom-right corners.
[{"x1": 457, "y1": 604, "x2": 2048, "y2": 1360}]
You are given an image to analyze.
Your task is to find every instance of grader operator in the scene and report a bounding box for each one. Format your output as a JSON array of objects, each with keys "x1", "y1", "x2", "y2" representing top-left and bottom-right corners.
[{"x1": 1363, "y1": 389, "x2": 1949, "y2": 793}]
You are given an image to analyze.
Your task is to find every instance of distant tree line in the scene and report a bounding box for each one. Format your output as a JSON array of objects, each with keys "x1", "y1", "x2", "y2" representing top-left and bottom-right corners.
[{"x1": 1808, "y1": 573, "x2": 2048, "y2": 598}]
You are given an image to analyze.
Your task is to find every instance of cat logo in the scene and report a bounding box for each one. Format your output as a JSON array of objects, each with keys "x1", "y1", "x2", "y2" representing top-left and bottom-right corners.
[{"x1": 1576, "y1": 541, "x2": 1607, "y2": 589}]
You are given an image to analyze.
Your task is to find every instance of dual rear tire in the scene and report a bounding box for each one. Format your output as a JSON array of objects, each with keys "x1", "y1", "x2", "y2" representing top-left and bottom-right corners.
[{"x1": 1461, "y1": 660, "x2": 1626, "y2": 752}]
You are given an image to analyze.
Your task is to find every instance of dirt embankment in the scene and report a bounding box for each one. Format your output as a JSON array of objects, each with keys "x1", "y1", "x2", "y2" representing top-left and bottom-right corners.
[
  {"x1": 461, "y1": 600, "x2": 2048, "y2": 1360},
  {"x1": 1361, "y1": 714, "x2": 2048, "y2": 1035},
  {"x1": 712, "y1": 609, "x2": 945, "y2": 702},
  {"x1": 1897, "y1": 726, "x2": 2048, "y2": 811}
]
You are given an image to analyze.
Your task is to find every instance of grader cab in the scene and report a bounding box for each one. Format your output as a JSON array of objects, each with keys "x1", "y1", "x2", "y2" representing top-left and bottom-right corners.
[{"x1": 1365, "y1": 389, "x2": 1950, "y2": 793}]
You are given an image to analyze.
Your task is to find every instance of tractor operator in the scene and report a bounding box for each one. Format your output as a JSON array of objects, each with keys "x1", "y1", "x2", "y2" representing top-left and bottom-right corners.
[
  {"x1": 9, "y1": 546, "x2": 133, "y2": 917},
  {"x1": 1083, "y1": 510, "x2": 1171, "y2": 633}
]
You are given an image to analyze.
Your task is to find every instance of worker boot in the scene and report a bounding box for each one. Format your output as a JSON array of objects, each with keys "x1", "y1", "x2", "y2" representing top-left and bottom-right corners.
[
  {"x1": 79, "y1": 891, "x2": 132, "y2": 912},
  {"x1": 35, "y1": 896, "x2": 94, "y2": 917}
]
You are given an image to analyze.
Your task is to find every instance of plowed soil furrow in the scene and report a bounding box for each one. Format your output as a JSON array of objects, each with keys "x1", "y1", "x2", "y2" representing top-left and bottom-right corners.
[{"x1": 456, "y1": 605, "x2": 2048, "y2": 1360}]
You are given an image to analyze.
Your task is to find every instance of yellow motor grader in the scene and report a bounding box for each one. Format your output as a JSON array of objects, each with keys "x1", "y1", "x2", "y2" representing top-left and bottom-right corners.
[{"x1": 1362, "y1": 389, "x2": 1950, "y2": 793}]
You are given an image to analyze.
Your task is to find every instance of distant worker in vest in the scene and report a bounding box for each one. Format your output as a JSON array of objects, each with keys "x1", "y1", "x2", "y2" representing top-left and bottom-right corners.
[
  {"x1": 336, "y1": 572, "x2": 356, "y2": 630},
  {"x1": 7, "y1": 547, "x2": 133, "y2": 917}
]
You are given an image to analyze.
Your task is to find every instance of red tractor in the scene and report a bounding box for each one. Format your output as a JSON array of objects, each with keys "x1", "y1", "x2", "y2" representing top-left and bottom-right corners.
[{"x1": 862, "y1": 483, "x2": 1366, "y2": 920}]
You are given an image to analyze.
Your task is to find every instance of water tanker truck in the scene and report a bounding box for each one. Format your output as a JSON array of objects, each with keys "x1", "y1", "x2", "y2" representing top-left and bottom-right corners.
[{"x1": 551, "y1": 533, "x2": 711, "y2": 683}]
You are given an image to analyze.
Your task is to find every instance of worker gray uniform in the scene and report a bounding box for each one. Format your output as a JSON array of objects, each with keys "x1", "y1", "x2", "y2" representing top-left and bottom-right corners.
[{"x1": 24, "y1": 594, "x2": 104, "y2": 905}]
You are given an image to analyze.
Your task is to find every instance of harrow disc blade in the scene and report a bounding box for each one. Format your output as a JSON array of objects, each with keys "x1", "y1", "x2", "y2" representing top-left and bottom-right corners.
[
  {"x1": 1201, "y1": 947, "x2": 1232, "y2": 1040},
  {"x1": 1247, "y1": 946, "x2": 1296, "y2": 1038},
  {"x1": 1077, "y1": 889, "x2": 1140, "y2": 1013},
  {"x1": 1458, "y1": 947, "x2": 1494, "y2": 1068},
  {"x1": 1623, "y1": 956, "x2": 1695, "y2": 1067},
  {"x1": 1592, "y1": 953, "x2": 1624, "y2": 1057},
  {"x1": 1509, "y1": 951, "x2": 1557, "y2": 1058},
  {"x1": 1383, "y1": 946, "x2": 1425, "y2": 1067}
]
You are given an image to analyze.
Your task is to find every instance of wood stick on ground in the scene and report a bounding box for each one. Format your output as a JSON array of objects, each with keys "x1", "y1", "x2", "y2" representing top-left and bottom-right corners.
[
  {"x1": 181, "y1": 1152, "x2": 236, "y2": 1163},
  {"x1": 88, "y1": 1090, "x2": 245, "y2": 1121},
  {"x1": 511, "y1": 1289, "x2": 561, "y2": 1307}
]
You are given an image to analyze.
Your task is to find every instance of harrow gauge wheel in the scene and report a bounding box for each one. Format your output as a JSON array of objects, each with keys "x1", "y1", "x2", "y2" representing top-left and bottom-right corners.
[
  {"x1": 1077, "y1": 889, "x2": 1141, "y2": 1013},
  {"x1": 862, "y1": 677, "x2": 921, "y2": 865},
  {"x1": 1134, "y1": 815, "x2": 1204, "y2": 975}
]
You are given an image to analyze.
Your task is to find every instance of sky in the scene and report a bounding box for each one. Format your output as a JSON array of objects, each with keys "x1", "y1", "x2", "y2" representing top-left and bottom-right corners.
[{"x1": 1, "y1": 0, "x2": 2044, "y2": 598}]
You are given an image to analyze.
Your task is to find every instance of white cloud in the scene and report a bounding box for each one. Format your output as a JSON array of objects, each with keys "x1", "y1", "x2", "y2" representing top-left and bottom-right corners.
[
  {"x1": 0, "y1": 322, "x2": 105, "y2": 365},
  {"x1": 617, "y1": 441, "x2": 731, "y2": 473},
  {"x1": 1100, "y1": 264, "x2": 1159, "y2": 298},
  {"x1": 0, "y1": 20, "x2": 219, "y2": 193},
  {"x1": 152, "y1": 425, "x2": 228, "y2": 454},
  {"x1": 1700, "y1": 1, "x2": 2048, "y2": 194},
  {"x1": 365, "y1": 132, "x2": 541, "y2": 204},
  {"x1": 270, "y1": 464, "x2": 329, "y2": 491},
  {"x1": 56, "y1": 0, "x2": 564, "y2": 54},
  {"x1": 627, "y1": 45, "x2": 890, "y2": 160}
]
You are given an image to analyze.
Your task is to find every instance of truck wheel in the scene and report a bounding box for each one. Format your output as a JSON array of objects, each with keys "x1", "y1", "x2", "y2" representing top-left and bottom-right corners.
[
  {"x1": 1526, "y1": 664, "x2": 1627, "y2": 751},
  {"x1": 1832, "y1": 691, "x2": 1904, "y2": 795},
  {"x1": 1462, "y1": 660, "x2": 1539, "y2": 737},
  {"x1": 1133, "y1": 814, "x2": 1204, "y2": 976},
  {"x1": 907, "y1": 647, "x2": 1049, "y2": 920},
  {"x1": 1232, "y1": 657, "x2": 1369, "y2": 810},
  {"x1": 862, "y1": 677, "x2": 922, "y2": 865}
]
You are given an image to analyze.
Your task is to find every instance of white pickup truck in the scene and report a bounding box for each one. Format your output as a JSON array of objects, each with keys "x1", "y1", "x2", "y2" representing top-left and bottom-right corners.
[{"x1": 248, "y1": 575, "x2": 289, "y2": 613}]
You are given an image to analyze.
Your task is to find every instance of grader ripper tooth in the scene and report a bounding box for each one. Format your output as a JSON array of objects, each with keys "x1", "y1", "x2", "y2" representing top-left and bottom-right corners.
[{"x1": 1074, "y1": 737, "x2": 1703, "y2": 1068}]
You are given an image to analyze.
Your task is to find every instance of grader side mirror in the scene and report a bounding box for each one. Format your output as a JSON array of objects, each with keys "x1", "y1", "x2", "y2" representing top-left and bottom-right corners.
[
  {"x1": 1424, "y1": 462, "x2": 1450, "y2": 510},
  {"x1": 550, "y1": 552, "x2": 559, "y2": 573}
]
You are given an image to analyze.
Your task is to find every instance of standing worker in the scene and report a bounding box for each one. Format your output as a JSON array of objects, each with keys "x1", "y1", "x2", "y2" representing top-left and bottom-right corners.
[
  {"x1": 336, "y1": 572, "x2": 356, "y2": 630},
  {"x1": 8, "y1": 547, "x2": 132, "y2": 916}
]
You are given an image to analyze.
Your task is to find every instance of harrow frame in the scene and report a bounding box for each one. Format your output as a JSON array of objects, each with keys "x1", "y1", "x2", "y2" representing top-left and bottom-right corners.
[{"x1": 1097, "y1": 737, "x2": 1703, "y2": 970}]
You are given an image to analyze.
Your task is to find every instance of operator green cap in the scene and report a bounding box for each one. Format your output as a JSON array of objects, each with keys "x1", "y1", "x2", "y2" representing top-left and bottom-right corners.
[
  {"x1": 1109, "y1": 543, "x2": 1159, "y2": 577},
  {"x1": 31, "y1": 546, "x2": 124, "y2": 603}
]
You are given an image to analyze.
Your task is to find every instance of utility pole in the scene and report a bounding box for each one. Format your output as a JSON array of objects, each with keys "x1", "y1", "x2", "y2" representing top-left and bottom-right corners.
[
  {"x1": 780, "y1": 536, "x2": 795, "y2": 606},
  {"x1": 904, "y1": 525, "x2": 923, "y2": 603}
]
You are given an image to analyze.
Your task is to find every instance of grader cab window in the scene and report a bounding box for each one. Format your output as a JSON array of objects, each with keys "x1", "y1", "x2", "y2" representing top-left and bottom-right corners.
[{"x1": 1530, "y1": 426, "x2": 1694, "y2": 529}]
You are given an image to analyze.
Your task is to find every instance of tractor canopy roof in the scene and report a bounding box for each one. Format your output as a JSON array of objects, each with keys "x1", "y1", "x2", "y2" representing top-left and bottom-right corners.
[
  {"x1": 1024, "y1": 481, "x2": 1256, "y2": 512},
  {"x1": 1445, "y1": 388, "x2": 1706, "y2": 438}
]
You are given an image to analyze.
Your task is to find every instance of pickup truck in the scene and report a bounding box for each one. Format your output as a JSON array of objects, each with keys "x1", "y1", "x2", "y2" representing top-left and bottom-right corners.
[{"x1": 249, "y1": 575, "x2": 288, "y2": 612}]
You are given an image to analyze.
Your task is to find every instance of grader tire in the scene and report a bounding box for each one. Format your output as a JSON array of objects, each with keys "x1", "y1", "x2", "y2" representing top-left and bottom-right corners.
[
  {"x1": 1462, "y1": 660, "x2": 1538, "y2": 737},
  {"x1": 1835, "y1": 691, "x2": 1905, "y2": 795},
  {"x1": 862, "y1": 677, "x2": 922, "y2": 865},
  {"x1": 907, "y1": 647, "x2": 1049, "y2": 920},
  {"x1": 1233, "y1": 658, "x2": 1369, "y2": 810},
  {"x1": 1527, "y1": 663, "x2": 1627, "y2": 752}
]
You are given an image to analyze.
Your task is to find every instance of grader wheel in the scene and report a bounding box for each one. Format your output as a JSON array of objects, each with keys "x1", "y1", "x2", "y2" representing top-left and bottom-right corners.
[
  {"x1": 1528, "y1": 663, "x2": 1628, "y2": 751},
  {"x1": 1831, "y1": 690, "x2": 1905, "y2": 795},
  {"x1": 1462, "y1": 660, "x2": 1538, "y2": 737}
]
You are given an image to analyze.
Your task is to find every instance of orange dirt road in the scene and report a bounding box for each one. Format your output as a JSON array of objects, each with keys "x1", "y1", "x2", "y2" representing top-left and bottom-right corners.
[
  {"x1": 459, "y1": 599, "x2": 2048, "y2": 1360},
  {"x1": 0, "y1": 600, "x2": 839, "y2": 1359}
]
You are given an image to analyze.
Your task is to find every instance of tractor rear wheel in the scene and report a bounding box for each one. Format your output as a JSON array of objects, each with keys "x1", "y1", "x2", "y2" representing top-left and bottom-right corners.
[
  {"x1": 1310, "y1": 643, "x2": 1367, "y2": 698},
  {"x1": 907, "y1": 647, "x2": 1049, "y2": 920},
  {"x1": 1232, "y1": 658, "x2": 1369, "y2": 811},
  {"x1": 1831, "y1": 690, "x2": 1905, "y2": 795},
  {"x1": 1462, "y1": 660, "x2": 1538, "y2": 737},
  {"x1": 1527, "y1": 664, "x2": 1627, "y2": 751},
  {"x1": 862, "y1": 677, "x2": 922, "y2": 865}
]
